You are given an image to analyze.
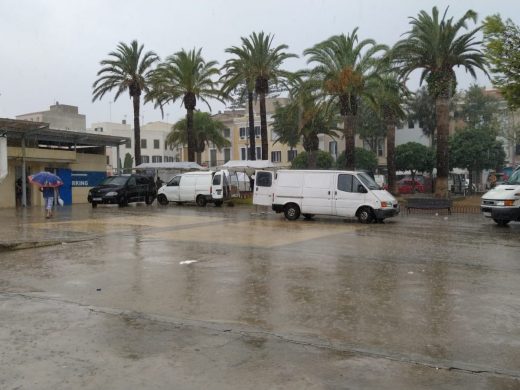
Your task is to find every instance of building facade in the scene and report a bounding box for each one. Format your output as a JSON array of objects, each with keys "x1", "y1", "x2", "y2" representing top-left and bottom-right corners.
[{"x1": 16, "y1": 103, "x2": 86, "y2": 131}]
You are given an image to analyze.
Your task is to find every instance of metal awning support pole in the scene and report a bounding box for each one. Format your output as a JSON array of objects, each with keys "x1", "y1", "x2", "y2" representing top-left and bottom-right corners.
[
  {"x1": 116, "y1": 144, "x2": 121, "y2": 174},
  {"x1": 21, "y1": 136, "x2": 27, "y2": 207}
]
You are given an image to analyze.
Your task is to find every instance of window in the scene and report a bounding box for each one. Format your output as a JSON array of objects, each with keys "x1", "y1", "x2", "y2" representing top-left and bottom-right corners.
[
  {"x1": 377, "y1": 139, "x2": 384, "y2": 157},
  {"x1": 210, "y1": 149, "x2": 217, "y2": 167},
  {"x1": 288, "y1": 149, "x2": 297, "y2": 162},
  {"x1": 152, "y1": 155, "x2": 162, "y2": 163},
  {"x1": 255, "y1": 126, "x2": 260, "y2": 137},
  {"x1": 141, "y1": 155, "x2": 150, "y2": 163},
  {"x1": 329, "y1": 141, "x2": 337, "y2": 156},
  {"x1": 95, "y1": 127, "x2": 103, "y2": 132},
  {"x1": 212, "y1": 174, "x2": 221, "y2": 185},
  {"x1": 256, "y1": 147, "x2": 261, "y2": 159},
  {"x1": 223, "y1": 128, "x2": 231, "y2": 138},
  {"x1": 337, "y1": 174, "x2": 364, "y2": 193},
  {"x1": 154, "y1": 139, "x2": 160, "y2": 149},
  {"x1": 271, "y1": 129, "x2": 279, "y2": 141},
  {"x1": 240, "y1": 147, "x2": 247, "y2": 160},
  {"x1": 408, "y1": 120, "x2": 414, "y2": 129},
  {"x1": 224, "y1": 148, "x2": 231, "y2": 163},
  {"x1": 125, "y1": 139, "x2": 131, "y2": 149},
  {"x1": 141, "y1": 139, "x2": 147, "y2": 149},
  {"x1": 271, "y1": 151, "x2": 281, "y2": 162},
  {"x1": 256, "y1": 171, "x2": 272, "y2": 187},
  {"x1": 239, "y1": 127, "x2": 247, "y2": 139},
  {"x1": 168, "y1": 176, "x2": 181, "y2": 186},
  {"x1": 128, "y1": 177, "x2": 137, "y2": 187}
]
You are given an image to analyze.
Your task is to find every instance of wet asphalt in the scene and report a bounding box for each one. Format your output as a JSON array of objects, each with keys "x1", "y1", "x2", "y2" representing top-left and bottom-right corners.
[{"x1": 0, "y1": 203, "x2": 519, "y2": 389}]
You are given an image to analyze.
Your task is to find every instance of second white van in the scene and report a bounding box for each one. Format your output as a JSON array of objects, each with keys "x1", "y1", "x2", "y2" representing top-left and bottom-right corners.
[
  {"x1": 253, "y1": 169, "x2": 399, "y2": 223},
  {"x1": 157, "y1": 170, "x2": 231, "y2": 207}
]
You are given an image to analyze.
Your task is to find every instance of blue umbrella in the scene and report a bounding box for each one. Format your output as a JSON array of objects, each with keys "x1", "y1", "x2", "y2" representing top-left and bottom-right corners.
[{"x1": 28, "y1": 171, "x2": 64, "y2": 188}]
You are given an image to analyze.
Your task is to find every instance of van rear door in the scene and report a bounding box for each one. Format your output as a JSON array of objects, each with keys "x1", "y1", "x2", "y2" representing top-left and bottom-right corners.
[
  {"x1": 253, "y1": 170, "x2": 274, "y2": 206},
  {"x1": 211, "y1": 171, "x2": 230, "y2": 201}
]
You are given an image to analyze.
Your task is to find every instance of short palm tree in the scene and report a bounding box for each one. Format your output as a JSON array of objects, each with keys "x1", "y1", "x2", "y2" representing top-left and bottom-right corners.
[
  {"x1": 166, "y1": 111, "x2": 230, "y2": 165},
  {"x1": 241, "y1": 32, "x2": 297, "y2": 160},
  {"x1": 392, "y1": 7, "x2": 488, "y2": 197},
  {"x1": 304, "y1": 29, "x2": 387, "y2": 170},
  {"x1": 221, "y1": 45, "x2": 257, "y2": 160},
  {"x1": 92, "y1": 40, "x2": 159, "y2": 166},
  {"x1": 272, "y1": 77, "x2": 340, "y2": 169},
  {"x1": 146, "y1": 48, "x2": 221, "y2": 162}
]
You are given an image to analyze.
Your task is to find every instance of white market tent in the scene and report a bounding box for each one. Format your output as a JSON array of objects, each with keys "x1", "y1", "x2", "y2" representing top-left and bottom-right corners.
[
  {"x1": 135, "y1": 162, "x2": 205, "y2": 182},
  {"x1": 220, "y1": 160, "x2": 276, "y2": 175}
]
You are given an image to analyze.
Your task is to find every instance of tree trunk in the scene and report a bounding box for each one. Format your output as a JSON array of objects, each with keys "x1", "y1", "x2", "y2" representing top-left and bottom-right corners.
[
  {"x1": 259, "y1": 92, "x2": 268, "y2": 160},
  {"x1": 247, "y1": 91, "x2": 256, "y2": 160},
  {"x1": 435, "y1": 96, "x2": 450, "y2": 198},
  {"x1": 386, "y1": 123, "x2": 397, "y2": 195},
  {"x1": 186, "y1": 108, "x2": 195, "y2": 162},
  {"x1": 343, "y1": 114, "x2": 355, "y2": 170},
  {"x1": 196, "y1": 152, "x2": 201, "y2": 165},
  {"x1": 308, "y1": 150, "x2": 317, "y2": 169},
  {"x1": 132, "y1": 94, "x2": 141, "y2": 167}
]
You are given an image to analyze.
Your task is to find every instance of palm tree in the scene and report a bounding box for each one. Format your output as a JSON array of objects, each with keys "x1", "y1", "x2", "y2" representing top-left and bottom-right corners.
[
  {"x1": 304, "y1": 29, "x2": 387, "y2": 170},
  {"x1": 146, "y1": 48, "x2": 221, "y2": 162},
  {"x1": 221, "y1": 44, "x2": 257, "y2": 160},
  {"x1": 92, "y1": 40, "x2": 159, "y2": 166},
  {"x1": 272, "y1": 77, "x2": 340, "y2": 168},
  {"x1": 241, "y1": 32, "x2": 297, "y2": 160},
  {"x1": 392, "y1": 7, "x2": 488, "y2": 197},
  {"x1": 166, "y1": 111, "x2": 231, "y2": 165}
]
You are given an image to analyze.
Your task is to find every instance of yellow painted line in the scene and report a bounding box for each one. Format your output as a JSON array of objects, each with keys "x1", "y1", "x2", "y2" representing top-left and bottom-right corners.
[{"x1": 147, "y1": 219, "x2": 364, "y2": 248}]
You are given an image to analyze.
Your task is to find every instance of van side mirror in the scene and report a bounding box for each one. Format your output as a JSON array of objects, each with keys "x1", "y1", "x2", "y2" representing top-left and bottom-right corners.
[{"x1": 358, "y1": 184, "x2": 367, "y2": 193}]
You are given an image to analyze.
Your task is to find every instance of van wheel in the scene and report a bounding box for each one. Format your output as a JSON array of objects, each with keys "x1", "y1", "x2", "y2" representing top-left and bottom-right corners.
[
  {"x1": 284, "y1": 204, "x2": 300, "y2": 221},
  {"x1": 91, "y1": 202, "x2": 98, "y2": 209},
  {"x1": 214, "y1": 200, "x2": 223, "y2": 207},
  {"x1": 158, "y1": 194, "x2": 169, "y2": 206},
  {"x1": 145, "y1": 195, "x2": 155, "y2": 205},
  {"x1": 357, "y1": 207, "x2": 374, "y2": 224},
  {"x1": 303, "y1": 213, "x2": 315, "y2": 220},
  {"x1": 493, "y1": 219, "x2": 511, "y2": 226},
  {"x1": 196, "y1": 195, "x2": 207, "y2": 207}
]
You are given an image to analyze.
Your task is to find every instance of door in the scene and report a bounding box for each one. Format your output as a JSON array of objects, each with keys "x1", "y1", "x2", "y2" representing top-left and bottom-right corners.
[
  {"x1": 211, "y1": 171, "x2": 230, "y2": 201},
  {"x1": 253, "y1": 170, "x2": 274, "y2": 206},
  {"x1": 334, "y1": 174, "x2": 366, "y2": 217},
  {"x1": 57, "y1": 168, "x2": 72, "y2": 205},
  {"x1": 179, "y1": 175, "x2": 197, "y2": 201},
  {"x1": 163, "y1": 175, "x2": 180, "y2": 201},
  {"x1": 126, "y1": 176, "x2": 138, "y2": 201},
  {"x1": 301, "y1": 172, "x2": 333, "y2": 215}
]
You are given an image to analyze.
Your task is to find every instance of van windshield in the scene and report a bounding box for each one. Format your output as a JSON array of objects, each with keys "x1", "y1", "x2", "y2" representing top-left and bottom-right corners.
[
  {"x1": 507, "y1": 170, "x2": 520, "y2": 185},
  {"x1": 99, "y1": 176, "x2": 128, "y2": 186},
  {"x1": 357, "y1": 172, "x2": 380, "y2": 190}
]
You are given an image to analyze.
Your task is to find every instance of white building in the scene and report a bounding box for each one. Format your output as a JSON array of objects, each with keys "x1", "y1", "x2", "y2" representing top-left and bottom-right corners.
[
  {"x1": 16, "y1": 102, "x2": 86, "y2": 131},
  {"x1": 87, "y1": 120, "x2": 179, "y2": 172}
]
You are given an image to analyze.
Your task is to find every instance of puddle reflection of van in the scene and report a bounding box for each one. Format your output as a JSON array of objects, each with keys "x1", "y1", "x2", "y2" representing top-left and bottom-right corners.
[
  {"x1": 253, "y1": 169, "x2": 399, "y2": 223},
  {"x1": 157, "y1": 171, "x2": 230, "y2": 207}
]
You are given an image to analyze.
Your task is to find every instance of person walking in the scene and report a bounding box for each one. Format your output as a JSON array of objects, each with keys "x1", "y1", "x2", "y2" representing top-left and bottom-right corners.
[{"x1": 41, "y1": 186, "x2": 55, "y2": 218}]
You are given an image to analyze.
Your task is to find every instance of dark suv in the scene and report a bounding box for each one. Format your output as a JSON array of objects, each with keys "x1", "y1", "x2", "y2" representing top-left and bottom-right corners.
[{"x1": 88, "y1": 174, "x2": 157, "y2": 208}]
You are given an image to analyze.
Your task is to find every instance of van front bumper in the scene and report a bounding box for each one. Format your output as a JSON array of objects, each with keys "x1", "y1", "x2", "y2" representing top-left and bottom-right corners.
[
  {"x1": 374, "y1": 205, "x2": 400, "y2": 219},
  {"x1": 481, "y1": 206, "x2": 520, "y2": 221}
]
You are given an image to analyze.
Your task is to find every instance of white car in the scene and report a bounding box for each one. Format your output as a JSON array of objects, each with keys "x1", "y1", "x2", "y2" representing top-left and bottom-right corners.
[{"x1": 481, "y1": 167, "x2": 520, "y2": 226}]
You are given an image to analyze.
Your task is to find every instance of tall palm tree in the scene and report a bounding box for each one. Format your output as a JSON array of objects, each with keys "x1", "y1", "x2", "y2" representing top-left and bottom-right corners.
[
  {"x1": 146, "y1": 48, "x2": 221, "y2": 162},
  {"x1": 241, "y1": 32, "x2": 297, "y2": 160},
  {"x1": 305, "y1": 29, "x2": 387, "y2": 170},
  {"x1": 166, "y1": 111, "x2": 231, "y2": 164},
  {"x1": 392, "y1": 7, "x2": 488, "y2": 197},
  {"x1": 221, "y1": 45, "x2": 257, "y2": 160},
  {"x1": 272, "y1": 77, "x2": 340, "y2": 168},
  {"x1": 92, "y1": 40, "x2": 159, "y2": 166}
]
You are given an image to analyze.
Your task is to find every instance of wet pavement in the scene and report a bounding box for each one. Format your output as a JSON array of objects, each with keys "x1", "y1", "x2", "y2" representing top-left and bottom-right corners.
[{"x1": 0, "y1": 204, "x2": 519, "y2": 389}]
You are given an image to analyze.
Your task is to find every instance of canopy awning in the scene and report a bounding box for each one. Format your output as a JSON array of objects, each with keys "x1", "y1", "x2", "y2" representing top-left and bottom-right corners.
[
  {"x1": 135, "y1": 162, "x2": 204, "y2": 170},
  {"x1": 219, "y1": 160, "x2": 276, "y2": 175}
]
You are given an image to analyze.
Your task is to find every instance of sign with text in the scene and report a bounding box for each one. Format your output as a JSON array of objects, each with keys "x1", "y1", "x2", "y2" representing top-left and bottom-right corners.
[{"x1": 71, "y1": 171, "x2": 106, "y2": 187}]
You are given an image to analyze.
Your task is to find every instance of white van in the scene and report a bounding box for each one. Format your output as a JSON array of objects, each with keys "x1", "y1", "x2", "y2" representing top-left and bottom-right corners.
[
  {"x1": 481, "y1": 166, "x2": 520, "y2": 226},
  {"x1": 253, "y1": 169, "x2": 399, "y2": 223},
  {"x1": 157, "y1": 170, "x2": 231, "y2": 207}
]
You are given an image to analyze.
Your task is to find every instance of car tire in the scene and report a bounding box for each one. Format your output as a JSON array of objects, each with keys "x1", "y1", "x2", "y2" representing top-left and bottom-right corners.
[
  {"x1": 284, "y1": 203, "x2": 300, "y2": 221},
  {"x1": 157, "y1": 194, "x2": 169, "y2": 206},
  {"x1": 214, "y1": 200, "x2": 223, "y2": 207},
  {"x1": 302, "y1": 213, "x2": 315, "y2": 220},
  {"x1": 145, "y1": 195, "x2": 154, "y2": 205},
  {"x1": 196, "y1": 195, "x2": 207, "y2": 207},
  {"x1": 357, "y1": 207, "x2": 374, "y2": 224},
  {"x1": 91, "y1": 202, "x2": 98, "y2": 209},
  {"x1": 118, "y1": 196, "x2": 128, "y2": 207},
  {"x1": 493, "y1": 219, "x2": 511, "y2": 226}
]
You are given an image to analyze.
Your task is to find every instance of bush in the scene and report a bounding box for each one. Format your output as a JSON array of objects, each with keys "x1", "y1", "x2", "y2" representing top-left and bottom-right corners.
[
  {"x1": 291, "y1": 150, "x2": 334, "y2": 169},
  {"x1": 336, "y1": 148, "x2": 378, "y2": 171}
]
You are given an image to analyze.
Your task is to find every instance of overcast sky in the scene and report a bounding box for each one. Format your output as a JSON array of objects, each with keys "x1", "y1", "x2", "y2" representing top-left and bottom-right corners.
[{"x1": 0, "y1": 0, "x2": 518, "y2": 128}]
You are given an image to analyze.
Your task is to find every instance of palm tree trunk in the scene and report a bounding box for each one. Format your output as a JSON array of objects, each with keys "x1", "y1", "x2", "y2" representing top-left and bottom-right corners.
[
  {"x1": 259, "y1": 92, "x2": 268, "y2": 160},
  {"x1": 308, "y1": 150, "x2": 317, "y2": 169},
  {"x1": 435, "y1": 96, "x2": 450, "y2": 197},
  {"x1": 344, "y1": 114, "x2": 355, "y2": 170},
  {"x1": 132, "y1": 94, "x2": 141, "y2": 167},
  {"x1": 247, "y1": 91, "x2": 256, "y2": 160},
  {"x1": 196, "y1": 152, "x2": 201, "y2": 165},
  {"x1": 186, "y1": 108, "x2": 195, "y2": 162},
  {"x1": 386, "y1": 123, "x2": 397, "y2": 194}
]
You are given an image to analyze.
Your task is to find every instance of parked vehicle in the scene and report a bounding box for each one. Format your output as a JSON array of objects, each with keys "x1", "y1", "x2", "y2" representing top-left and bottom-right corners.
[
  {"x1": 88, "y1": 174, "x2": 156, "y2": 208},
  {"x1": 253, "y1": 169, "x2": 399, "y2": 223},
  {"x1": 398, "y1": 179, "x2": 425, "y2": 194},
  {"x1": 157, "y1": 170, "x2": 230, "y2": 207},
  {"x1": 481, "y1": 166, "x2": 520, "y2": 226}
]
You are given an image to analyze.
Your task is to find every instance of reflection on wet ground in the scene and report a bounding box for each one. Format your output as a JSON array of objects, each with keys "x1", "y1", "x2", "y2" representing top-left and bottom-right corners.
[{"x1": 0, "y1": 204, "x2": 519, "y2": 388}]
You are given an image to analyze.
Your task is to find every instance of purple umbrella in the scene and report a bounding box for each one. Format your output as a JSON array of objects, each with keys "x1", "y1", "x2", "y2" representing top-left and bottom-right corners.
[{"x1": 28, "y1": 171, "x2": 64, "y2": 188}]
